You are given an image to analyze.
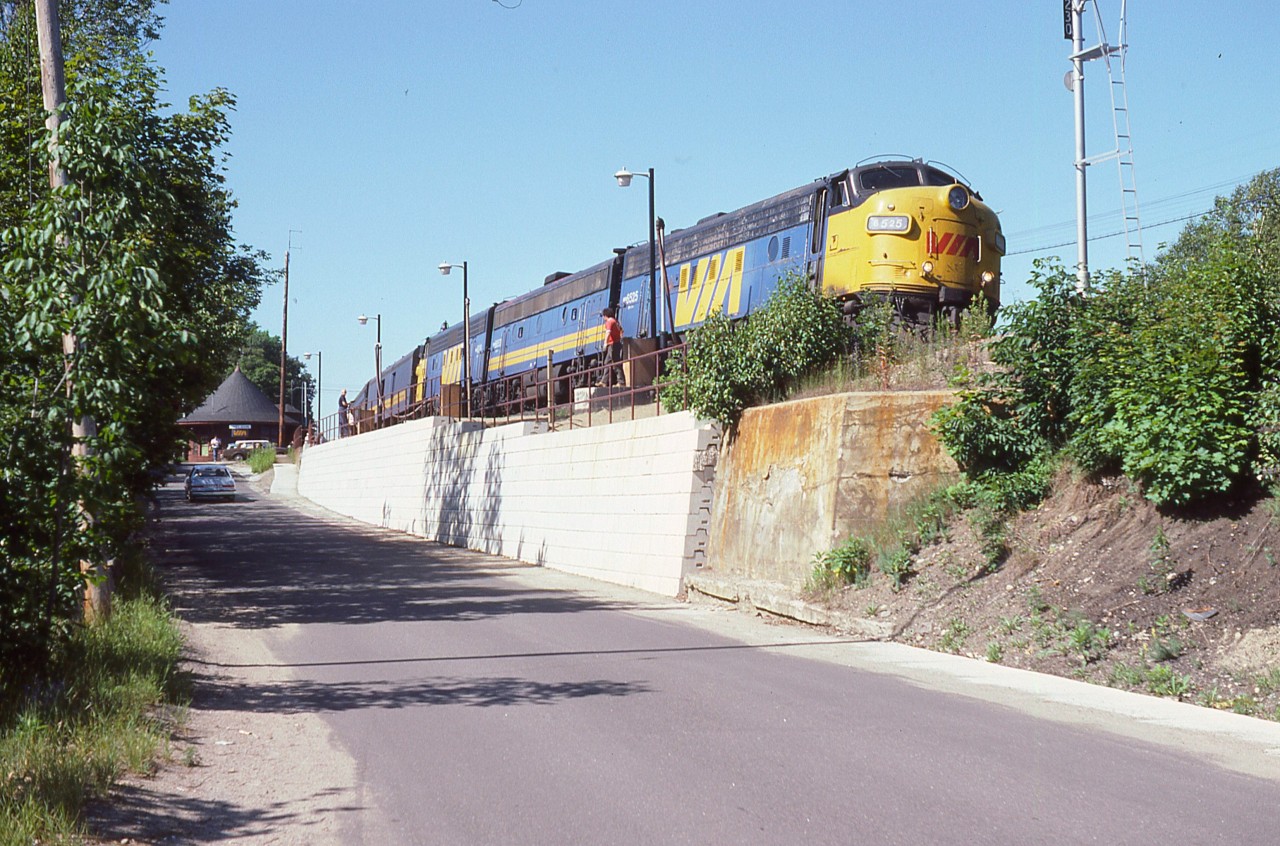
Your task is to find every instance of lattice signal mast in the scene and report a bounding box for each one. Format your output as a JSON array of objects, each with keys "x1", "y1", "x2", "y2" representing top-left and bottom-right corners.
[{"x1": 1065, "y1": 0, "x2": 1143, "y2": 293}]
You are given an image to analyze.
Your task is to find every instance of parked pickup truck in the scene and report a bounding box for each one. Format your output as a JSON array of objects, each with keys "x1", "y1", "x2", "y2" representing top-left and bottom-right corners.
[{"x1": 224, "y1": 439, "x2": 274, "y2": 461}]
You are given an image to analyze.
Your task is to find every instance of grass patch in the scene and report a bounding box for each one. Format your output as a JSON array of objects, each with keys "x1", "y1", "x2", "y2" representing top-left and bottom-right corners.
[
  {"x1": 247, "y1": 446, "x2": 277, "y2": 473},
  {"x1": 0, "y1": 595, "x2": 185, "y2": 844}
]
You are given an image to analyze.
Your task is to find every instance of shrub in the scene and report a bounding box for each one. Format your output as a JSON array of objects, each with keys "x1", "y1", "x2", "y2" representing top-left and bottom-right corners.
[
  {"x1": 933, "y1": 185, "x2": 1280, "y2": 508},
  {"x1": 812, "y1": 536, "x2": 874, "y2": 588},
  {"x1": 660, "y1": 274, "x2": 851, "y2": 427}
]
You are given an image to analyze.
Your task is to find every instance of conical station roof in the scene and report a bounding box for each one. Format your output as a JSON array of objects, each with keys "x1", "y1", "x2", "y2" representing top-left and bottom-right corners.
[{"x1": 181, "y1": 367, "x2": 301, "y2": 425}]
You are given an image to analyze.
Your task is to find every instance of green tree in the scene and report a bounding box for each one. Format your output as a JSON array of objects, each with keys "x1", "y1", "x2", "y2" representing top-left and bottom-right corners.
[
  {"x1": 233, "y1": 322, "x2": 314, "y2": 418},
  {"x1": 0, "y1": 0, "x2": 271, "y2": 681}
]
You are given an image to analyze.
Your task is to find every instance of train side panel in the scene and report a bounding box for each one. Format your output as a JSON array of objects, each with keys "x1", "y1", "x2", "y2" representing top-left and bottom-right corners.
[
  {"x1": 487, "y1": 258, "x2": 621, "y2": 380},
  {"x1": 622, "y1": 183, "x2": 821, "y2": 336}
]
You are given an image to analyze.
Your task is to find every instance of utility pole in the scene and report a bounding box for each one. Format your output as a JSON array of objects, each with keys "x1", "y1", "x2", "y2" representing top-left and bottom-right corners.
[
  {"x1": 1067, "y1": 0, "x2": 1090, "y2": 293},
  {"x1": 35, "y1": 0, "x2": 110, "y2": 621},
  {"x1": 278, "y1": 246, "x2": 289, "y2": 446},
  {"x1": 278, "y1": 230, "x2": 300, "y2": 446}
]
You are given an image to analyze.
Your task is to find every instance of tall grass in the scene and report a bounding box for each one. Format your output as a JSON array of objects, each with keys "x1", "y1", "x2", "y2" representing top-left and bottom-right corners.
[
  {"x1": 785, "y1": 309, "x2": 996, "y2": 403},
  {"x1": 247, "y1": 445, "x2": 277, "y2": 473},
  {"x1": 0, "y1": 595, "x2": 185, "y2": 845}
]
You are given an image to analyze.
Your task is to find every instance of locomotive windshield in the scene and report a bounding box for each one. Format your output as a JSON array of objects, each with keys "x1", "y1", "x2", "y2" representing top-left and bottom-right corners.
[{"x1": 856, "y1": 163, "x2": 963, "y2": 193}]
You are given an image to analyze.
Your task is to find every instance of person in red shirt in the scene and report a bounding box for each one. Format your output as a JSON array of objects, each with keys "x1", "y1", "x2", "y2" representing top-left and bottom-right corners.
[{"x1": 601, "y1": 307, "x2": 625, "y2": 387}]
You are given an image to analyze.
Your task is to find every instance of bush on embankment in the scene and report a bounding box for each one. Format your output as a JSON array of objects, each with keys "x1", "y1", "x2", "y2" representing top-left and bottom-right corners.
[
  {"x1": 934, "y1": 169, "x2": 1280, "y2": 509},
  {"x1": 658, "y1": 274, "x2": 859, "y2": 427}
]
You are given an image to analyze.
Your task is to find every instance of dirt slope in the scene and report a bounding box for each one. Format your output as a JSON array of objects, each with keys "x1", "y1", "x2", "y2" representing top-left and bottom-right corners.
[{"x1": 821, "y1": 471, "x2": 1280, "y2": 719}]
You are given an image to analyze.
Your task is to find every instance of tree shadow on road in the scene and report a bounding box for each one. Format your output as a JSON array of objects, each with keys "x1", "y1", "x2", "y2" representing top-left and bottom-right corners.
[{"x1": 154, "y1": 486, "x2": 661, "y2": 631}]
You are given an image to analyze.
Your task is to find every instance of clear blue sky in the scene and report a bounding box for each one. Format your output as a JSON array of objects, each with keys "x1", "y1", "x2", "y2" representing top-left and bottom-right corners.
[{"x1": 148, "y1": 1, "x2": 1280, "y2": 417}]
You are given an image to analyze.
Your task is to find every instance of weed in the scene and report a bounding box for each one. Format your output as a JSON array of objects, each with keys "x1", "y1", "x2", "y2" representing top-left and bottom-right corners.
[
  {"x1": 864, "y1": 604, "x2": 882, "y2": 618},
  {"x1": 1230, "y1": 696, "x2": 1259, "y2": 716},
  {"x1": 0, "y1": 596, "x2": 184, "y2": 843},
  {"x1": 986, "y1": 642, "x2": 1004, "y2": 663},
  {"x1": 812, "y1": 536, "x2": 875, "y2": 588},
  {"x1": 1067, "y1": 620, "x2": 1114, "y2": 665},
  {"x1": 1029, "y1": 612, "x2": 1064, "y2": 649},
  {"x1": 1255, "y1": 667, "x2": 1280, "y2": 695},
  {"x1": 997, "y1": 615, "x2": 1025, "y2": 635},
  {"x1": 938, "y1": 618, "x2": 972, "y2": 653},
  {"x1": 1263, "y1": 496, "x2": 1280, "y2": 521},
  {"x1": 1142, "y1": 525, "x2": 1177, "y2": 594},
  {"x1": 1146, "y1": 665, "x2": 1193, "y2": 698},
  {"x1": 1146, "y1": 635, "x2": 1184, "y2": 663},
  {"x1": 877, "y1": 549, "x2": 913, "y2": 591},
  {"x1": 1026, "y1": 585, "x2": 1050, "y2": 614},
  {"x1": 1196, "y1": 687, "x2": 1223, "y2": 709},
  {"x1": 1109, "y1": 663, "x2": 1146, "y2": 688},
  {"x1": 247, "y1": 446, "x2": 277, "y2": 474},
  {"x1": 970, "y1": 506, "x2": 1009, "y2": 572},
  {"x1": 913, "y1": 574, "x2": 941, "y2": 602}
]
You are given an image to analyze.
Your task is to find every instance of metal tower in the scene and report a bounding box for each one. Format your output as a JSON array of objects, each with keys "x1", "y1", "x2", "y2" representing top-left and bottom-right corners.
[{"x1": 1066, "y1": 0, "x2": 1143, "y2": 291}]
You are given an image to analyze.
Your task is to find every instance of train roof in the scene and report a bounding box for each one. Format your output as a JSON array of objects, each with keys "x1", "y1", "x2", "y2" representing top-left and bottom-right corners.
[
  {"x1": 847, "y1": 158, "x2": 980, "y2": 198},
  {"x1": 628, "y1": 181, "x2": 821, "y2": 275},
  {"x1": 492, "y1": 257, "x2": 619, "y2": 326},
  {"x1": 618, "y1": 158, "x2": 980, "y2": 277},
  {"x1": 384, "y1": 348, "x2": 418, "y2": 374},
  {"x1": 427, "y1": 311, "x2": 489, "y2": 355}
]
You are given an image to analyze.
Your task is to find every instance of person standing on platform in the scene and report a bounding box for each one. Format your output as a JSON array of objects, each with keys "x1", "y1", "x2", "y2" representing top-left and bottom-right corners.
[{"x1": 601, "y1": 307, "x2": 625, "y2": 387}]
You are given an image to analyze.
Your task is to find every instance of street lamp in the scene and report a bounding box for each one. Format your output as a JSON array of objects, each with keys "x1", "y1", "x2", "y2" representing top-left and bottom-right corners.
[
  {"x1": 303, "y1": 351, "x2": 321, "y2": 424},
  {"x1": 357, "y1": 313, "x2": 382, "y2": 409},
  {"x1": 437, "y1": 261, "x2": 471, "y2": 418},
  {"x1": 614, "y1": 166, "x2": 658, "y2": 341}
]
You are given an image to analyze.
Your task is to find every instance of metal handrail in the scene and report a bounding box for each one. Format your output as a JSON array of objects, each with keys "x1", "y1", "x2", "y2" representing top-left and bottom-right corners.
[{"x1": 310, "y1": 342, "x2": 688, "y2": 445}]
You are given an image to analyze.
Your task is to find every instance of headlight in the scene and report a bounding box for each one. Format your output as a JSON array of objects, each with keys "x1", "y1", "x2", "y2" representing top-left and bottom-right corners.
[
  {"x1": 867, "y1": 214, "x2": 910, "y2": 233},
  {"x1": 921, "y1": 260, "x2": 935, "y2": 274},
  {"x1": 947, "y1": 186, "x2": 970, "y2": 211}
]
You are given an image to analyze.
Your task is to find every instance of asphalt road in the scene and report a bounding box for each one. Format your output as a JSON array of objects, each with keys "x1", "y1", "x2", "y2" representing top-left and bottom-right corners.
[{"x1": 154, "y1": 469, "x2": 1280, "y2": 845}]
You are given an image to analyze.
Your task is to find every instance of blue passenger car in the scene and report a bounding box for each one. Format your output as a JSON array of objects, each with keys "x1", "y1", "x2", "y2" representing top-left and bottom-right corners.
[
  {"x1": 485, "y1": 257, "x2": 623, "y2": 405},
  {"x1": 423, "y1": 310, "x2": 492, "y2": 414},
  {"x1": 377, "y1": 347, "x2": 423, "y2": 424}
]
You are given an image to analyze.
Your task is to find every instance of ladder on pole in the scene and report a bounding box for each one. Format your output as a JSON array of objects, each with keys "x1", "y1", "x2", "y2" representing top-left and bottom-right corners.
[{"x1": 1081, "y1": 0, "x2": 1144, "y2": 263}]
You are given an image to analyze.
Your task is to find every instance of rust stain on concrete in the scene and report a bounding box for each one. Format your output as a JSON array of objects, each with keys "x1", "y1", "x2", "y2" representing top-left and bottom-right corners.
[{"x1": 708, "y1": 391, "x2": 960, "y2": 586}]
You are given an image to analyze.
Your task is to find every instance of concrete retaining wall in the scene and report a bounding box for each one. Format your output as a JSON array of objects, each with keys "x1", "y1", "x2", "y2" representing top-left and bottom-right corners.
[
  {"x1": 297, "y1": 413, "x2": 719, "y2": 597},
  {"x1": 707, "y1": 391, "x2": 960, "y2": 587}
]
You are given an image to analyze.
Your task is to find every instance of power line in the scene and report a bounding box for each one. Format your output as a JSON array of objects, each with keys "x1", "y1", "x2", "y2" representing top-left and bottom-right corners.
[{"x1": 1006, "y1": 210, "x2": 1208, "y2": 257}]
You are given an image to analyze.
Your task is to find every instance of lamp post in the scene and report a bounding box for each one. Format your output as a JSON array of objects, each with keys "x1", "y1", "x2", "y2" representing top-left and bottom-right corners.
[
  {"x1": 303, "y1": 351, "x2": 321, "y2": 425},
  {"x1": 357, "y1": 313, "x2": 382, "y2": 410},
  {"x1": 614, "y1": 167, "x2": 658, "y2": 342},
  {"x1": 437, "y1": 261, "x2": 471, "y2": 418}
]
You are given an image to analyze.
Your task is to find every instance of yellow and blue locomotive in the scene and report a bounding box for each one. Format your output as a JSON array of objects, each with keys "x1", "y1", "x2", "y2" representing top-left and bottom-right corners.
[
  {"x1": 351, "y1": 157, "x2": 1003, "y2": 423},
  {"x1": 647, "y1": 157, "x2": 1003, "y2": 338}
]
